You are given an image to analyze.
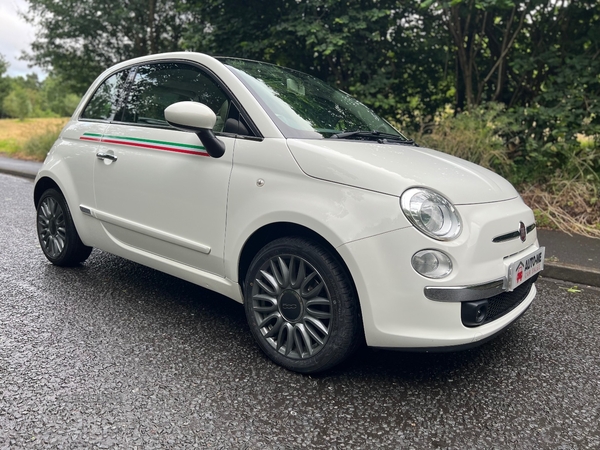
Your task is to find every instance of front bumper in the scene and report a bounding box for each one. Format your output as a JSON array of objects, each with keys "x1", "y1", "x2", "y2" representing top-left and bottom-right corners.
[{"x1": 337, "y1": 196, "x2": 541, "y2": 349}]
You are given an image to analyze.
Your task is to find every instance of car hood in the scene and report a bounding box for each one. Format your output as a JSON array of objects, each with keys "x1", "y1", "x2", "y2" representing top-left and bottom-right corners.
[{"x1": 286, "y1": 139, "x2": 518, "y2": 204}]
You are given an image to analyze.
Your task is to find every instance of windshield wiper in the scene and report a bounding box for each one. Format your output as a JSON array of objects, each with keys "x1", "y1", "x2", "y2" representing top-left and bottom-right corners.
[{"x1": 331, "y1": 130, "x2": 416, "y2": 145}]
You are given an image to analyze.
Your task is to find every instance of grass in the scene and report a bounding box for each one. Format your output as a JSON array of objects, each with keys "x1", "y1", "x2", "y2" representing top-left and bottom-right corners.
[
  {"x1": 0, "y1": 118, "x2": 69, "y2": 161},
  {"x1": 411, "y1": 104, "x2": 513, "y2": 178},
  {"x1": 0, "y1": 138, "x2": 20, "y2": 154},
  {"x1": 520, "y1": 180, "x2": 600, "y2": 239}
]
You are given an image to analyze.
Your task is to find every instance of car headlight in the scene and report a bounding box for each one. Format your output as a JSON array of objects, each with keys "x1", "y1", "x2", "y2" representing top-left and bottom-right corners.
[{"x1": 400, "y1": 188, "x2": 462, "y2": 240}]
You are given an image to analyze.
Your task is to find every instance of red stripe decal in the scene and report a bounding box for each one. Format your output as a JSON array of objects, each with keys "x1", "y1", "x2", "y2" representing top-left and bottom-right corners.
[
  {"x1": 101, "y1": 139, "x2": 209, "y2": 156},
  {"x1": 79, "y1": 136, "x2": 209, "y2": 157}
]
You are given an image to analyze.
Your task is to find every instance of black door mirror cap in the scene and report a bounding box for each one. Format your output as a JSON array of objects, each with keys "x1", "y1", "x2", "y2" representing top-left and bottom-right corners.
[{"x1": 197, "y1": 130, "x2": 226, "y2": 158}]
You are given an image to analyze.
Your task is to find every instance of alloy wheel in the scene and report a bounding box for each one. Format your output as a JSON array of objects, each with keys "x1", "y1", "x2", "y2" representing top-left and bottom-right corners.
[
  {"x1": 250, "y1": 255, "x2": 332, "y2": 359},
  {"x1": 37, "y1": 196, "x2": 67, "y2": 259}
]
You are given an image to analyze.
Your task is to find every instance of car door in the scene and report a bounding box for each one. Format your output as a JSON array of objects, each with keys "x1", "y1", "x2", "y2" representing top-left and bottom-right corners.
[
  {"x1": 55, "y1": 69, "x2": 130, "y2": 221},
  {"x1": 92, "y1": 62, "x2": 234, "y2": 276}
]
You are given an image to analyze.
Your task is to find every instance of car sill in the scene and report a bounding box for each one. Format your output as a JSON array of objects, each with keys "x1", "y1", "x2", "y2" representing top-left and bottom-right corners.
[{"x1": 79, "y1": 204, "x2": 211, "y2": 255}]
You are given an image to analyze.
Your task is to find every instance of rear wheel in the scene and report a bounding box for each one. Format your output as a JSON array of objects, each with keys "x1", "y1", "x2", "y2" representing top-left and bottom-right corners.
[
  {"x1": 36, "y1": 189, "x2": 92, "y2": 266},
  {"x1": 244, "y1": 237, "x2": 360, "y2": 373}
]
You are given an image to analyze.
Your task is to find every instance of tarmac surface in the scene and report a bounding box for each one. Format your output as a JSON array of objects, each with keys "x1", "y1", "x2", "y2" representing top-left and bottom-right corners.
[
  {"x1": 1, "y1": 172, "x2": 599, "y2": 448},
  {"x1": 1, "y1": 154, "x2": 599, "y2": 287}
]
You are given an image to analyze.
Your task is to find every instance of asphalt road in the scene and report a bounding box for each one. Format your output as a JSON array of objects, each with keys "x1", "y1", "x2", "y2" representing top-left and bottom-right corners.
[{"x1": 1, "y1": 172, "x2": 599, "y2": 449}]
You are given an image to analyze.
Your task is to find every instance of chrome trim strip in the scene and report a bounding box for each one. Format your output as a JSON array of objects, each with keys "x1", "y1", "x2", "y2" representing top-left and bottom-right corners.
[
  {"x1": 493, "y1": 223, "x2": 536, "y2": 243},
  {"x1": 424, "y1": 278, "x2": 506, "y2": 302},
  {"x1": 503, "y1": 242, "x2": 535, "y2": 260}
]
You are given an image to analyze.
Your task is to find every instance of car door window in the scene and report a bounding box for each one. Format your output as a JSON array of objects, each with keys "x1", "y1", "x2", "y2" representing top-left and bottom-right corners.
[
  {"x1": 118, "y1": 63, "x2": 230, "y2": 131},
  {"x1": 81, "y1": 70, "x2": 130, "y2": 121}
]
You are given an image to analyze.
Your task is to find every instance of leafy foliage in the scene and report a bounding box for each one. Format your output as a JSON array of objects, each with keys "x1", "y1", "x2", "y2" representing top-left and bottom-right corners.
[
  {"x1": 21, "y1": 124, "x2": 63, "y2": 160},
  {"x1": 413, "y1": 103, "x2": 514, "y2": 178},
  {"x1": 2, "y1": 85, "x2": 33, "y2": 120},
  {"x1": 42, "y1": 76, "x2": 82, "y2": 117},
  {"x1": 11, "y1": 0, "x2": 600, "y2": 191},
  {"x1": 182, "y1": 0, "x2": 452, "y2": 120},
  {"x1": 0, "y1": 66, "x2": 81, "y2": 119},
  {"x1": 0, "y1": 55, "x2": 10, "y2": 109},
  {"x1": 504, "y1": 1, "x2": 600, "y2": 184},
  {"x1": 23, "y1": 0, "x2": 191, "y2": 94}
]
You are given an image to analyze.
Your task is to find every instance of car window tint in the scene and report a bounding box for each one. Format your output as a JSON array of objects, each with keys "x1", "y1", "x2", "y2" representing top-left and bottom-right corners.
[
  {"x1": 81, "y1": 70, "x2": 130, "y2": 121},
  {"x1": 119, "y1": 63, "x2": 229, "y2": 131}
]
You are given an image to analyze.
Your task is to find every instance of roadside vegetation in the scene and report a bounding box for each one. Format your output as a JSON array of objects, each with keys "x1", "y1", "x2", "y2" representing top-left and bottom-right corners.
[
  {"x1": 1, "y1": 0, "x2": 598, "y2": 236},
  {"x1": 0, "y1": 53, "x2": 77, "y2": 160},
  {"x1": 408, "y1": 104, "x2": 600, "y2": 238},
  {"x1": 0, "y1": 118, "x2": 67, "y2": 160}
]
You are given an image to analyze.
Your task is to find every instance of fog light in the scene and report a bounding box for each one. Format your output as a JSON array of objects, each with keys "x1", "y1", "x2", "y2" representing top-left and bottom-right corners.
[
  {"x1": 461, "y1": 300, "x2": 489, "y2": 327},
  {"x1": 411, "y1": 250, "x2": 453, "y2": 279}
]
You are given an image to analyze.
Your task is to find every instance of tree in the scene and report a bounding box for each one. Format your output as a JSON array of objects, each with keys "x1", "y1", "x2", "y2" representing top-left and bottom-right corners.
[
  {"x1": 421, "y1": 0, "x2": 534, "y2": 110},
  {"x1": 42, "y1": 76, "x2": 81, "y2": 116},
  {"x1": 23, "y1": 0, "x2": 192, "y2": 94},
  {"x1": 0, "y1": 55, "x2": 10, "y2": 117},
  {"x1": 2, "y1": 85, "x2": 32, "y2": 120},
  {"x1": 505, "y1": 0, "x2": 600, "y2": 180},
  {"x1": 182, "y1": 0, "x2": 452, "y2": 119}
]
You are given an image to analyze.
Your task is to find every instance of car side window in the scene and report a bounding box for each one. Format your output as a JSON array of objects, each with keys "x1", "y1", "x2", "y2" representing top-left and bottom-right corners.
[
  {"x1": 117, "y1": 63, "x2": 230, "y2": 131},
  {"x1": 81, "y1": 70, "x2": 130, "y2": 121}
]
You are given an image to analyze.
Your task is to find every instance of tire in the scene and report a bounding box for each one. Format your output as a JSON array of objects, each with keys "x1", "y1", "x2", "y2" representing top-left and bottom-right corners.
[
  {"x1": 244, "y1": 236, "x2": 360, "y2": 373},
  {"x1": 36, "y1": 189, "x2": 92, "y2": 266}
]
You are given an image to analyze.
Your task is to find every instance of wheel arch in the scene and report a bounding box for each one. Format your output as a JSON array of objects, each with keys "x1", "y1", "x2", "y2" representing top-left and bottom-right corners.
[
  {"x1": 34, "y1": 176, "x2": 62, "y2": 208},
  {"x1": 238, "y1": 222, "x2": 359, "y2": 304}
]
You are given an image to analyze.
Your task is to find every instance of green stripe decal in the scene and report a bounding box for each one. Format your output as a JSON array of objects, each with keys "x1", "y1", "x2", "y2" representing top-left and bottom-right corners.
[
  {"x1": 104, "y1": 134, "x2": 204, "y2": 150},
  {"x1": 81, "y1": 132, "x2": 207, "y2": 153},
  {"x1": 82, "y1": 132, "x2": 205, "y2": 150}
]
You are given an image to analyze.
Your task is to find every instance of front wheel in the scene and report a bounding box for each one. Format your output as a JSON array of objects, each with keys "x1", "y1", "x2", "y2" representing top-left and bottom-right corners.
[
  {"x1": 36, "y1": 189, "x2": 92, "y2": 266},
  {"x1": 244, "y1": 237, "x2": 361, "y2": 373}
]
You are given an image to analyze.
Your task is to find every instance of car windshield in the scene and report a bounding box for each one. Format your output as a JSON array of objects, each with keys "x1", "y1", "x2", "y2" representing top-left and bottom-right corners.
[{"x1": 219, "y1": 58, "x2": 407, "y2": 140}]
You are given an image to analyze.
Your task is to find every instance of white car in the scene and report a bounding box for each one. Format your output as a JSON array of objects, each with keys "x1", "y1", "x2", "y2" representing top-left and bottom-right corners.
[{"x1": 34, "y1": 52, "x2": 544, "y2": 373}]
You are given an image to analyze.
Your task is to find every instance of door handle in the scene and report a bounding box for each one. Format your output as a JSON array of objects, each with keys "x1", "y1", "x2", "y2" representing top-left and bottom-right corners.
[{"x1": 96, "y1": 152, "x2": 118, "y2": 162}]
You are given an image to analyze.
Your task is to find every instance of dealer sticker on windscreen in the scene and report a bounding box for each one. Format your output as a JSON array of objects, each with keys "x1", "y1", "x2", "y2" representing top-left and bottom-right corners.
[{"x1": 507, "y1": 247, "x2": 545, "y2": 291}]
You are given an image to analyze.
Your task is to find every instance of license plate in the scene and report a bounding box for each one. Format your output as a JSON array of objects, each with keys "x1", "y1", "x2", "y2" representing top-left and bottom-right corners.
[{"x1": 507, "y1": 247, "x2": 545, "y2": 291}]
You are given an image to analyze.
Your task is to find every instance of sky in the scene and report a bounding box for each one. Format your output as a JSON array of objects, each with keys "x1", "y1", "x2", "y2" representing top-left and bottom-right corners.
[{"x1": 0, "y1": 0, "x2": 46, "y2": 79}]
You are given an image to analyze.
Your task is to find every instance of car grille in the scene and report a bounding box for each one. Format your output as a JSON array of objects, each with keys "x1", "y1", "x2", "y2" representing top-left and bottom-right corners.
[
  {"x1": 461, "y1": 274, "x2": 537, "y2": 327},
  {"x1": 486, "y1": 275, "x2": 537, "y2": 324}
]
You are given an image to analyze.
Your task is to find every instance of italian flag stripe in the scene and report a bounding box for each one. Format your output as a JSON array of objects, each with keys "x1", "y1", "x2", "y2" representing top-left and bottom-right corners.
[{"x1": 80, "y1": 132, "x2": 209, "y2": 156}]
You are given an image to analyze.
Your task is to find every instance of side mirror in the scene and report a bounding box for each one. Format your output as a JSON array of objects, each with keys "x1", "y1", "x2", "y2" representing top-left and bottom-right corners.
[{"x1": 164, "y1": 101, "x2": 226, "y2": 158}]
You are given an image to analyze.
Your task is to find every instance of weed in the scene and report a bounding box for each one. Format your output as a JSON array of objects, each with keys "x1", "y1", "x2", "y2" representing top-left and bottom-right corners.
[
  {"x1": 20, "y1": 126, "x2": 62, "y2": 161},
  {"x1": 533, "y1": 209, "x2": 555, "y2": 229},
  {"x1": 400, "y1": 103, "x2": 600, "y2": 238},
  {"x1": 0, "y1": 118, "x2": 68, "y2": 161},
  {"x1": 0, "y1": 138, "x2": 20, "y2": 154},
  {"x1": 408, "y1": 103, "x2": 514, "y2": 178},
  {"x1": 521, "y1": 180, "x2": 600, "y2": 238}
]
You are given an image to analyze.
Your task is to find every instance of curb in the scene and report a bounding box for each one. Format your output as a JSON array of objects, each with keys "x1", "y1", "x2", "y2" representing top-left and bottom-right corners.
[
  {"x1": 542, "y1": 262, "x2": 600, "y2": 288},
  {"x1": 0, "y1": 167, "x2": 37, "y2": 180},
  {"x1": 0, "y1": 156, "x2": 42, "y2": 180}
]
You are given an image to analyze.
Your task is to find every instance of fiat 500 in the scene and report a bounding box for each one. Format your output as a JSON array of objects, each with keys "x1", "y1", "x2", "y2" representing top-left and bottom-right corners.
[{"x1": 34, "y1": 52, "x2": 544, "y2": 373}]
